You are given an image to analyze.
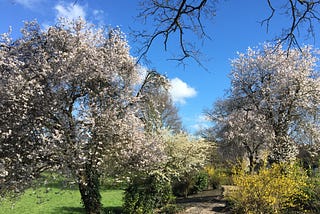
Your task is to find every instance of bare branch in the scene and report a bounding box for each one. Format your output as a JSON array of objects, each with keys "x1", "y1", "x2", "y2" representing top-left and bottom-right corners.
[
  {"x1": 262, "y1": 0, "x2": 320, "y2": 50},
  {"x1": 133, "y1": 0, "x2": 216, "y2": 67},
  {"x1": 261, "y1": 0, "x2": 275, "y2": 33},
  {"x1": 134, "y1": 0, "x2": 320, "y2": 66}
]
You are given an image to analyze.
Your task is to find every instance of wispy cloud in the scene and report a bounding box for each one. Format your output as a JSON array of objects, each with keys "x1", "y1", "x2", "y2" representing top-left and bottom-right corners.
[
  {"x1": 53, "y1": 3, "x2": 106, "y2": 27},
  {"x1": 191, "y1": 115, "x2": 210, "y2": 132},
  {"x1": 14, "y1": 0, "x2": 43, "y2": 9},
  {"x1": 92, "y1": 9, "x2": 105, "y2": 26},
  {"x1": 54, "y1": 3, "x2": 86, "y2": 20},
  {"x1": 169, "y1": 78, "x2": 197, "y2": 105}
]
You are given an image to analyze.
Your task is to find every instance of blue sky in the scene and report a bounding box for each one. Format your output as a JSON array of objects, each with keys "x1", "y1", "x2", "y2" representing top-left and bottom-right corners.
[{"x1": 1, "y1": 0, "x2": 317, "y2": 133}]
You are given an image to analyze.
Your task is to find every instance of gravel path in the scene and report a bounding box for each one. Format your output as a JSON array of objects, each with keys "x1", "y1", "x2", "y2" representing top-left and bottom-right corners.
[{"x1": 176, "y1": 188, "x2": 231, "y2": 214}]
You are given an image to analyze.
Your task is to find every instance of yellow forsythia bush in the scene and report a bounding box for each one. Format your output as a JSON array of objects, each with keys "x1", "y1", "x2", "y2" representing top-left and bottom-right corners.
[{"x1": 229, "y1": 163, "x2": 310, "y2": 214}]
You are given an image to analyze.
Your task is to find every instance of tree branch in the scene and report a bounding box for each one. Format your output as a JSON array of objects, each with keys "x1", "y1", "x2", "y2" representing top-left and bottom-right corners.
[
  {"x1": 262, "y1": 0, "x2": 320, "y2": 51},
  {"x1": 133, "y1": 0, "x2": 215, "y2": 67}
]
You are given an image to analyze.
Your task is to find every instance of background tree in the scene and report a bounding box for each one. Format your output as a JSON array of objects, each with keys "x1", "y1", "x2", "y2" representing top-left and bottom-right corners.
[
  {"x1": 205, "y1": 44, "x2": 320, "y2": 169},
  {"x1": 205, "y1": 99, "x2": 274, "y2": 172},
  {"x1": 0, "y1": 18, "x2": 158, "y2": 214},
  {"x1": 200, "y1": 100, "x2": 247, "y2": 167},
  {"x1": 137, "y1": 70, "x2": 183, "y2": 133}
]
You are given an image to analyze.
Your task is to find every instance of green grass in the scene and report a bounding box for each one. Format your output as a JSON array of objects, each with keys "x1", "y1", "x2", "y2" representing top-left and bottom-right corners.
[{"x1": 0, "y1": 187, "x2": 124, "y2": 214}]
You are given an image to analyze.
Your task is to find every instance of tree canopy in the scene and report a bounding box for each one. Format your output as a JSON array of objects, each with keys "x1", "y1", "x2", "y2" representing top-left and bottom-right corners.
[
  {"x1": 204, "y1": 44, "x2": 320, "y2": 170},
  {"x1": 0, "y1": 18, "x2": 170, "y2": 213}
]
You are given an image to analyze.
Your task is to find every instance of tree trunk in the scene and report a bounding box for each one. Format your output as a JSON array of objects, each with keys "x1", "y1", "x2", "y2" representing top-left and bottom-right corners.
[
  {"x1": 78, "y1": 164, "x2": 102, "y2": 214},
  {"x1": 248, "y1": 154, "x2": 254, "y2": 174}
]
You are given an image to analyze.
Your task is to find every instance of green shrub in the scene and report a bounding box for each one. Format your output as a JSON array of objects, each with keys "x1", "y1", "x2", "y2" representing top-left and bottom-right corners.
[
  {"x1": 158, "y1": 204, "x2": 182, "y2": 214},
  {"x1": 172, "y1": 171, "x2": 208, "y2": 197},
  {"x1": 229, "y1": 163, "x2": 311, "y2": 214},
  {"x1": 172, "y1": 174, "x2": 194, "y2": 197},
  {"x1": 123, "y1": 174, "x2": 174, "y2": 214},
  {"x1": 191, "y1": 171, "x2": 209, "y2": 193}
]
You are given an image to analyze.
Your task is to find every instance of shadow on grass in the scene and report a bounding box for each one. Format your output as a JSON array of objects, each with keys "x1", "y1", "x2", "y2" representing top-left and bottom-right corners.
[
  {"x1": 50, "y1": 206, "x2": 84, "y2": 214},
  {"x1": 104, "y1": 206, "x2": 123, "y2": 214},
  {"x1": 50, "y1": 206, "x2": 123, "y2": 214}
]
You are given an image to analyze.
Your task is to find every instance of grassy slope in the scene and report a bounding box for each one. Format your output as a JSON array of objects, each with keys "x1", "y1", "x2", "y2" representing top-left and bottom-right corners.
[{"x1": 0, "y1": 187, "x2": 123, "y2": 214}]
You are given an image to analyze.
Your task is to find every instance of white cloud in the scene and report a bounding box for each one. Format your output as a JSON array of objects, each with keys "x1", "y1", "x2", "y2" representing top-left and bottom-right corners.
[
  {"x1": 92, "y1": 9, "x2": 105, "y2": 26},
  {"x1": 93, "y1": 10, "x2": 100, "y2": 16},
  {"x1": 54, "y1": 3, "x2": 86, "y2": 20},
  {"x1": 191, "y1": 115, "x2": 210, "y2": 131},
  {"x1": 169, "y1": 78, "x2": 197, "y2": 105},
  {"x1": 14, "y1": 0, "x2": 43, "y2": 9}
]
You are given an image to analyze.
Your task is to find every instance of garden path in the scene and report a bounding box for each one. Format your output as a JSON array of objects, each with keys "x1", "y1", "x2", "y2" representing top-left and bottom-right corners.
[{"x1": 176, "y1": 187, "x2": 231, "y2": 214}]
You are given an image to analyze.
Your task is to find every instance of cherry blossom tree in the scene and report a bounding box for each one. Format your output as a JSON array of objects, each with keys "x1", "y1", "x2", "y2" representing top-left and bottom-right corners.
[
  {"x1": 206, "y1": 100, "x2": 274, "y2": 171},
  {"x1": 0, "y1": 18, "x2": 164, "y2": 214},
  {"x1": 205, "y1": 44, "x2": 320, "y2": 169}
]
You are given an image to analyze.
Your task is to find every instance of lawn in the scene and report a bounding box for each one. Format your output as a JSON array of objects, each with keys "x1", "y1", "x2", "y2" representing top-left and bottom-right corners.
[{"x1": 0, "y1": 186, "x2": 124, "y2": 214}]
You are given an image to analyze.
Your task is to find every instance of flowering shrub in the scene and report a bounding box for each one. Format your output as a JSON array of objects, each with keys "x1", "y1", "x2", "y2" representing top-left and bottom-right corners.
[
  {"x1": 295, "y1": 177, "x2": 320, "y2": 213},
  {"x1": 123, "y1": 130, "x2": 212, "y2": 211},
  {"x1": 230, "y1": 163, "x2": 310, "y2": 213},
  {"x1": 205, "y1": 165, "x2": 233, "y2": 189}
]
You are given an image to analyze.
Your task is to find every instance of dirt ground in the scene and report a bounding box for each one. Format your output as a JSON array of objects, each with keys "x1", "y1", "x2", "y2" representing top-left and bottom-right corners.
[{"x1": 176, "y1": 187, "x2": 231, "y2": 214}]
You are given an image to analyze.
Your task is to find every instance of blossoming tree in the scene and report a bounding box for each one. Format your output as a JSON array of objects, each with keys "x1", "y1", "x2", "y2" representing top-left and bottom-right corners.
[
  {"x1": 0, "y1": 19, "x2": 164, "y2": 214},
  {"x1": 205, "y1": 45, "x2": 320, "y2": 170}
]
